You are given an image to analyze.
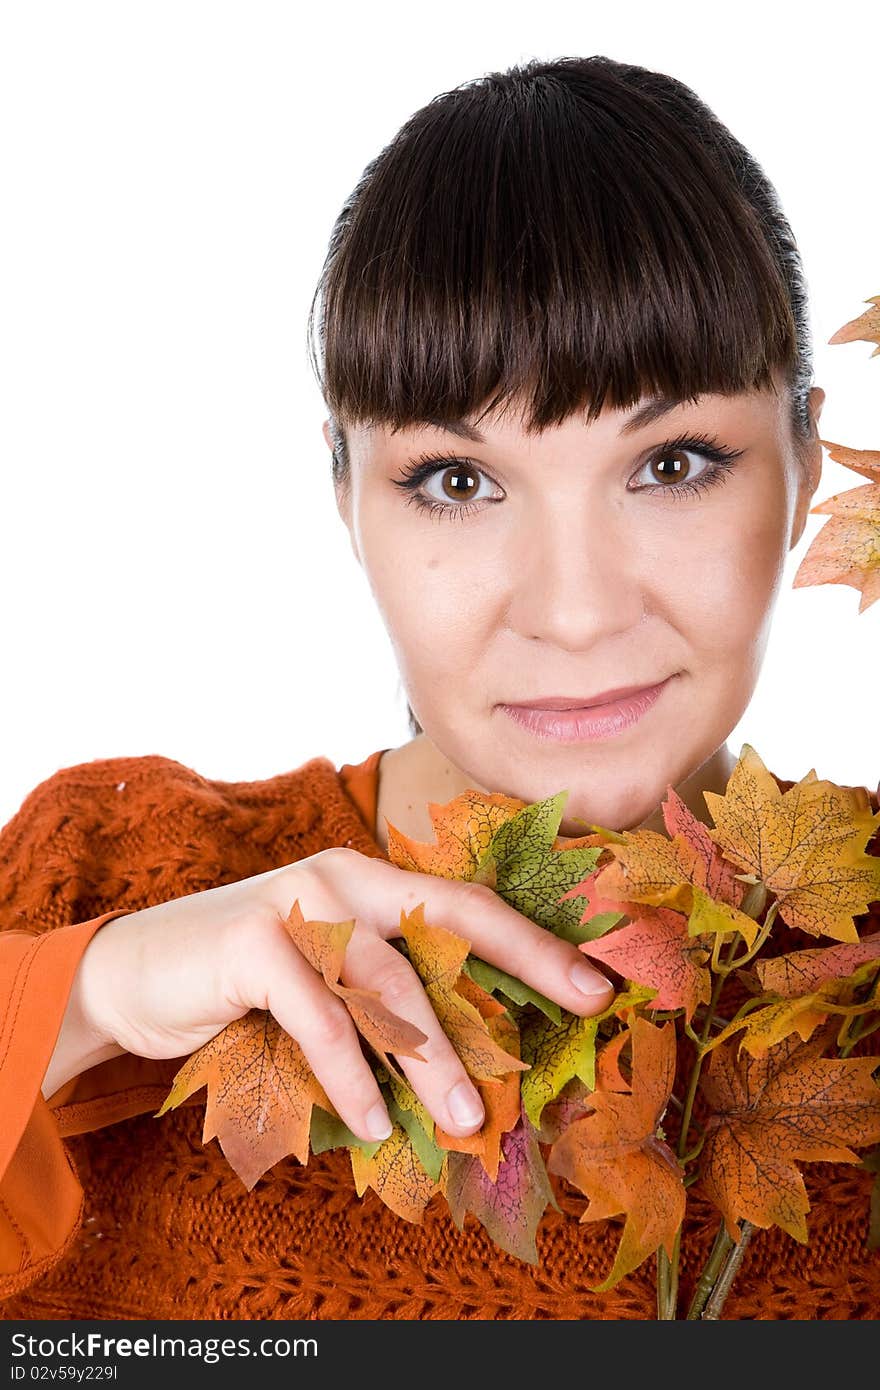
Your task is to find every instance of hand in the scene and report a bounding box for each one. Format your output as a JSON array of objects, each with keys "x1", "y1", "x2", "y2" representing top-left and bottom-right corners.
[{"x1": 77, "y1": 847, "x2": 613, "y2": 1144}]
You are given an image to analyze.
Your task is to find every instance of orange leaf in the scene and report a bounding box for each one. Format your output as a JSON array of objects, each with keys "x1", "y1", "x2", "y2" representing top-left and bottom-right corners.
[
  {"x1": 350, "y1": 1121, "x2": 442, "y2": 1222},
  {"x1": 281, "y1": 899, "x2": 429, "y2": 1077},
  {"x1": 825, "y1": 294, "x2": 880, "y2": 352},
  {"x1": 580, "y1": 906, "x2": 711, "y2": 1023},
  {"x1": 398, "y1": 902, "x2": 529, "y2": 1082},
  {"x1": 435, "y1": 1012, "x2": 523, "y2": 1180},
  {"x1": 756, "y1": 934, "x2": 880, "y2": 998},
  {"x1": 698, "y1": 1032, "x2": 880, "y2": 1242},
  {"x1": 702, "y1": 744, "x2": 880, "y2": 942},
  {"x1": 547, "y1": 1018, "x2": 685, "y2": 1289},
  {"x1": 155, "y1": 1010, "x2": 331, "y2": 1188},
  {"x1": 561, "y1": 785, "x2": 750, "y2": 925},
  {"x1": 386, "y1": 790, "x2": 525, "y2": 879},
  {"x1": 792, "y1": 441, "x2": 880, "y2": 612}
]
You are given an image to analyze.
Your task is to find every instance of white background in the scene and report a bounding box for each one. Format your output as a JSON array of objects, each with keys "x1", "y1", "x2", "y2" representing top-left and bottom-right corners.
[{"x1": 1, "y1": 0, "x2": 878, "y2": 829}]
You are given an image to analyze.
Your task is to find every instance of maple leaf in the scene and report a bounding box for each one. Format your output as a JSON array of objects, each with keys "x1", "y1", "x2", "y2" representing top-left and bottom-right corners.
[
  {"x1": 155, "y1": 901, "x2": 432, "y2": 1189},
  {"x1": 435, "y1": 1011, "x2": 523, "y2": 1181},
  {"x1": 702, "y1": 744, "x2": 880, "y2": 942},
  {"x1": 687, "y1": 883, "x2": 760, "y2": 951},
  {"x1": 350, "y1": 1118, "x2": 442, "y2": 1222},
  {"x1": 825, "y1": 293, "x2": 880, "y2": 353},
  {"x1": 708, "y1": 994, "x2": 839, "y2": 1059},
  {"x1": 547, "y1": 1018, "x2": 685, "y2": 1289},
  {"x1": 518, "y1": 985, "x2": 656, "y2": 1131},
  {"x1": 698, "y1": 1031, "x2": 880, "y2": 1242},
  {"x1": 443, "y1": 1109, "x2": 560, "y2": 1264},
  {"x1": 155, "y1": 1010, "x2": 332, "y2": 1189},
  {"x1": 536, "y1": 1036, "x2": 633, "y2": 1143},
  {"x1": 398, "y1": 903, "x2": 528, "y2": 1082},
  {"x1": 519, "y1": 1010, "x2": 601, "y2": 1132},
  {"x1": 386, "y1": 789, "x2": 525, "y2": 878},
  {"x1": 792, "y1": 441, "x2": 880, "y2": 613},
  {"x1": 309, "y1": 1106, "x2": 382, "y2": 1157},
  {"x1": 388, "y1": 790, "x2": 617, "y2": 1028},
  {"x1": 580, "y1": 906, "x2": 711, "y2": 1023},
  {"x1": 470, "y1": 792, "x2": 606, "y2": 940},
  {"x1": 560, "y1": 786, "x2": 753, "y2": 952},
  {"x1": 707, "y1": 943, "x2": 880, "y2": 1060},
  {"x1": 661, "y1": 786, "x2": 752, "y2": 908},
  {"x1": 280, "y1": 899, "x2": 428, "y2": 1079},
  {"x1": 463, "y1": 955, "x2": 563, "y2": 1023},
  {"x1": 384, "y1": 1072, "x2": 446, "y2": 1182},
  {"x1": 756, "y1": 934, "x2": 880, "y2": 998}
]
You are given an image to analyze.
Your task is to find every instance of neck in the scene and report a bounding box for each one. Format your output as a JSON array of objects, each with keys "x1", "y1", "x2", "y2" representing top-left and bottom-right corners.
[{"x1": 373, "y1": 735, "x2": 737, "y2": 852}]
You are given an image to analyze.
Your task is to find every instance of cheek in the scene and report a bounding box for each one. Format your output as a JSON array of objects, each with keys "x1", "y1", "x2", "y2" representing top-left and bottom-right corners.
[
  {"x1": 357, "y1": 518, "x2": 490, "y2": 689},
  {"x1": 664, "y1": 482, "x2": 789, "y2": 680}
]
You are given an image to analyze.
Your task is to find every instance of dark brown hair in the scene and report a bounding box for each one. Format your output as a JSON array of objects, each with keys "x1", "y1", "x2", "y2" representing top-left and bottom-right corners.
[{"x1": 308, "y1": 55, "x2": 817, "y2": 739}]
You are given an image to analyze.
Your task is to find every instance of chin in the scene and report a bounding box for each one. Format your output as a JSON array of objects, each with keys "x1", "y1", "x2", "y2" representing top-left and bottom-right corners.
[{"x1": 557, "y1": 787, "x2": 662, "y2": 836}]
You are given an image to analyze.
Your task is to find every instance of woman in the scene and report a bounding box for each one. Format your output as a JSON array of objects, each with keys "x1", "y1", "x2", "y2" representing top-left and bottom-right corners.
[{"x1": 1, "y1": 54, "x2": 875, "y2": 1320}]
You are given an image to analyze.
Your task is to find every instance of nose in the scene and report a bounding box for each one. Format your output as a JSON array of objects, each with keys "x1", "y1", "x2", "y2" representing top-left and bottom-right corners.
[{"x1": 506, "y1": 501, "x2": 647, "y2": 650}]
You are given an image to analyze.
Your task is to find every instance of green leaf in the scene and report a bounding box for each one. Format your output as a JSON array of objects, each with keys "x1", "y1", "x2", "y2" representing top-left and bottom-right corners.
[
  {"x1": 463, "y1": 955, "x2": 562, "y2": 1024},
  {"x1": 475, "y1": 792, "x2": 604, "y2": 938},
  {"x1": 387, "y1": 1094, "x2": 445, "y2": 1183},
  {"x1": 554, "y1": 909, "x2": 626, "y2": 946},
  {"x1": 519, "y1": 1009, "x2": 601, "y2": 1129},
  {"x1": 309, "y1": 1105, "x2": 383, "y2": 1157}
]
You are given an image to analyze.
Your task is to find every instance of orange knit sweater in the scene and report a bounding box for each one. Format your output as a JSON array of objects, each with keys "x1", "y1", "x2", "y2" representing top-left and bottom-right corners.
[{"x1": 0, "y1": 748, "x2": 878, "y2": 1321}]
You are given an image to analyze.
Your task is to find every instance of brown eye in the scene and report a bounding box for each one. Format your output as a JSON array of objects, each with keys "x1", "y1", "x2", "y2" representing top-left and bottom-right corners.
[
  {"x1": 439, "y1": 466, "x2": 481, "y2": 501},
  {"x1": 649, "y1": 448, "x2": 698, "y2": 486}
]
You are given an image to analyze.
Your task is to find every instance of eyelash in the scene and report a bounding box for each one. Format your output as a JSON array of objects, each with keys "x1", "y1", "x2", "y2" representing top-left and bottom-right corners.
[{"x1": 391, "y1": 432, "x2": 745, "y2": 522}]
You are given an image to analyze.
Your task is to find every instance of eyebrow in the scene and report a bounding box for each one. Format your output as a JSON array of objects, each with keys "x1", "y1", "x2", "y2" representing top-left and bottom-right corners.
[{"x1": 418, "y1": 394, "x2": 700, "y2": 445}]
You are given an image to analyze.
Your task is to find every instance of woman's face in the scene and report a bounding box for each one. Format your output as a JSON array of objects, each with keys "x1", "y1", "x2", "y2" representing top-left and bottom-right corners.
[{"x1": 327, "y1": 378, "x2": 824, "y2": 832}]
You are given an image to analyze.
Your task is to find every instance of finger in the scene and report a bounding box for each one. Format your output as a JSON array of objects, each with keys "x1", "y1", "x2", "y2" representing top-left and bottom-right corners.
[
  {"x1": 261, "y1": 939, "x2": 394, "y2": 1146},
  {"x1": 342, "y1": 928, "x2": 486, "y2": 1138},
  {"x1": 358, "y1": 860, "x2": 615, "y2": 1016}
]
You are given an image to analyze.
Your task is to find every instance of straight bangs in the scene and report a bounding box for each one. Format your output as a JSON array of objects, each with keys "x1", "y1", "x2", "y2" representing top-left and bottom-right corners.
[{"x1": 309, "y1": 57, "x2": 803, "y2": 440}]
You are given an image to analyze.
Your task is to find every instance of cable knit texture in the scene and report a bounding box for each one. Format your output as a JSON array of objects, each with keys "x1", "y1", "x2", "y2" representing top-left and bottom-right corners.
[{"x1": 0, "y1": 750, "x2": 878, "y2": 1320}]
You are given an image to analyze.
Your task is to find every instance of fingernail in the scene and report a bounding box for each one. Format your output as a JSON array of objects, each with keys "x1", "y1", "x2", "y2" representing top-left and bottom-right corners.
[
  {"x1": 365, "y1": 1101, "x2": 393, "y2": 1141},
  {"x1": 569, "y1": 959, "x2": 613, "y2": 999},
  {"x1": 447, "y1": 1080, "x2": 484, "y2": 1129}
]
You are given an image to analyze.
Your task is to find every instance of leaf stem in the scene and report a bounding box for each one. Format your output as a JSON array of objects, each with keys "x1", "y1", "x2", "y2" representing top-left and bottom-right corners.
[
  {"x1": 685, "y1": 1223, "x2": 735, "y2": 1319},
  {"x1": 676, "y1": 969, "x2": 726, "y2": 1163},
  {"x1": 656, "y1": 1233, "x2": 681, "y2": 1319},
  {"x1": 840, "y1": 1011, "x2": 880, "y2": 1058},
  {"x1": 718, "y1": 901, "x2": 778, "y2": 974},
  {"x1": 701, "y1": 1221, "x2": 754, "y2": 1319}
]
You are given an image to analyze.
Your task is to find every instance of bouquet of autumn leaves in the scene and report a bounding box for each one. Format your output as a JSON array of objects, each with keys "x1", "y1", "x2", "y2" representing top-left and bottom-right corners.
[
  {"x1": 155, "y1": 293, "x2": 880, "y2": 1320},
  {"x1": 155, "y1": 752, "x2": 880, "y2": 1318}
]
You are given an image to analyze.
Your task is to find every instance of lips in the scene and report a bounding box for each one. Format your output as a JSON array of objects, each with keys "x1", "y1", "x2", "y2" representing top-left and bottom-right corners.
[
  {"x1": 498, "y1": 676, "x2": 675, "y2": 745},
  {"x1": 503, "y1": 681, "x2": 671, "y2": 711}
]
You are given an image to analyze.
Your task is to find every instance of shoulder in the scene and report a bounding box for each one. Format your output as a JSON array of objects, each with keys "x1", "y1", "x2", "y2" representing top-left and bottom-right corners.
[{"x1": 0, "y1": 751, "x2": 377, "y2": 933}]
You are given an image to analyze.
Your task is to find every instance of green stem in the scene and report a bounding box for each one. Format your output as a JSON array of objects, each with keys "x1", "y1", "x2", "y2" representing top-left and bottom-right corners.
[
  {"x1": 685, "y1": 1223, "x2": 735, "y2": 1319},
  {"x1": 840, "y1": 1011, "x2": 880, "y2": 1058},
  {"x1": 657, "y1": 968, "x2": 728, "y2": 1320},
  {"x1": 719, "y1": 901, "x2": 778, "y2": 974},
  {"x1": 655, "y1": 1249, "x2": 666, "y2": 1319},
  {"x1": 676, "y1": 969, "x2": 726, "y2": 1163},
  {"x1": 701, "y1": 1222, "x2": 754, "y2": 1319},
  {"x1": 680, "y1": 1133, "x2": 706, "y2": 1166},
  {"x1": 656, "y1": 1244, "x2": 677, "y2": 1320}
]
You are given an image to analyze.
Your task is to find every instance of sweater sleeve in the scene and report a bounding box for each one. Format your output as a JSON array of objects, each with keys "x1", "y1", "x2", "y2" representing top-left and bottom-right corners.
[
  {"x1": 0, "y1": 908, "x2": 136, "y2": 1291},
  {"x1": 0, "y1": 757, "x2": 203, "y2": 1298}
]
